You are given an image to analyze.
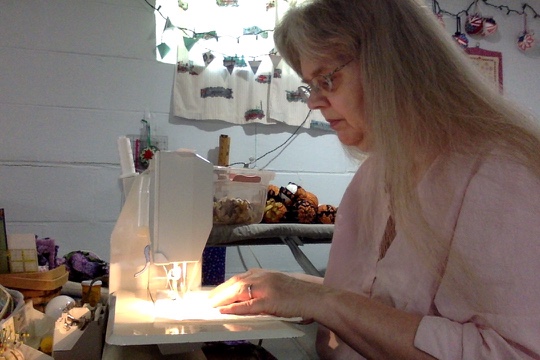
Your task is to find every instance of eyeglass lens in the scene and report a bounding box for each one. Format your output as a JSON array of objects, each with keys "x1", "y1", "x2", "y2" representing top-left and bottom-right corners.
[
  {"x1": 298, "y1": 86, "x2": 311, "y2": 102},
  {"x1": 297, "y1": 59, "x2": 352, "y2": 102}
]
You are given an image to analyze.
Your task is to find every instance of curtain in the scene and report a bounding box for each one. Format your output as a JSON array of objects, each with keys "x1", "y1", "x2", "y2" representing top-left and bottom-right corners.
[{"x1": 158, "y1": 0, "x2": 327, "y2": 129}]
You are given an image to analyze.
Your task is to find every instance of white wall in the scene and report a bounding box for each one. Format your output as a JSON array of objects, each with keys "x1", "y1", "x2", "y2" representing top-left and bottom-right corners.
[{"x1": 1, "y1": 0, "x2": 539, "y2": 277}]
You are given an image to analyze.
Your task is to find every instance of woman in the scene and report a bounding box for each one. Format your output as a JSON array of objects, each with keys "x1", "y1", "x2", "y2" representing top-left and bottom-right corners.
[{"x1": 209, "y1": 0, "x2": 540, "y2": 358}]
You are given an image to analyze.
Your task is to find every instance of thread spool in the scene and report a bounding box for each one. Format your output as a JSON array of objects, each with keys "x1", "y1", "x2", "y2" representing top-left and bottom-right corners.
[
  {"x1": 218, "y1": 134, "x2": 230, "y2": 166},
  {"x1": 81, "y1": 280, "x2": 102, "y2": 307}
]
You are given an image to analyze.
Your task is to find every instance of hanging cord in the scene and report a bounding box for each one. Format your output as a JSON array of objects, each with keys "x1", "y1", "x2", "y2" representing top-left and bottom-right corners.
[
  {"x1": 236, "y1": 246, "x2": 264, "y2": 272},
  {"x1": 236, "y1": 246, "x2": 250, "y2": 271},
  {"x1": 247, "y1": 246, "x2": 264, "y2": 268},
  {"x1": 229, "y1": 110, "x2": 312, "y2": 169},
  {"x1": 144, "y1": 0, "x2": 167, "y2": 20}
]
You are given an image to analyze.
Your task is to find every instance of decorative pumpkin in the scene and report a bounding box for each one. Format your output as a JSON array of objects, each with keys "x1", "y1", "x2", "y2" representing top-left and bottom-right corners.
[
  {"x1": 297, "y1": 189, "x2": 318, "y2": 208},
  {"x1": 267, "y1": 184, "x2": 281, "y2": 202},
  {"x1": 263, "y1": 198, "x2": 287, "y2": 223},
  {"x1": 317, "y1": 204, "x2": 338, "y2": 224},
  {"x1": 292, "y1": 199, "x2": 317, "y2": 224},
  {"x1": 264, "y1": 182, "x2": 337, "y2": 225}
]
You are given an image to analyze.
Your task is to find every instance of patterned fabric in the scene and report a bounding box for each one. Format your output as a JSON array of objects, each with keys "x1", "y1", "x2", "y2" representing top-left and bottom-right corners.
[
  {"x1": 170, "y1": 0, "x2": 326, "y2": 128},
  {"x1": 202, "y1": 247, "x2": 226, "y2": 286}
]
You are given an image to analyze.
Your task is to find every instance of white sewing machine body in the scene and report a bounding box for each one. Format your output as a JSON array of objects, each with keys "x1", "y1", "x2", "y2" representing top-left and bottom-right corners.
[
  {"x1": 105, "y1": 150, "x2": 302, "y2": 353},
  {"x1": 109, "y1": 150, "x2": 211, "y2": 299}
]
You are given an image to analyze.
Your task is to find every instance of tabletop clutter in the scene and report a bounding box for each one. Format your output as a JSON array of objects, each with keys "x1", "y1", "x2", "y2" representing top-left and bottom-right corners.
[
  {"x1": 0, "y1": 174, "x2": 338, "y2": 358},
  {"x1": 0, "y1": 228, "x2": 109, "y2": 358}
]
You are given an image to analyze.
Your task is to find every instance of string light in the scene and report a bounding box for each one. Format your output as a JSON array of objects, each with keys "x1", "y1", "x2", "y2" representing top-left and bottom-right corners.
[
  {"x1": 153, "y1": 0, "x2": 539, "y2": 63},
  {"x1": 433, "y1": 0, "x2": 539, "y2": 19},
  {"x1": 144, "y1": 0, "x2": 166, "y2": 20},
  {"x1": 147, "y1": 1, "x2": 275, "y2": 44},
  {"x1": 163, "y1": 23, "x2": 274, "y2": 46},
  {"x1": 147, "y1": 0, "x2": 539, "y2": 24}
]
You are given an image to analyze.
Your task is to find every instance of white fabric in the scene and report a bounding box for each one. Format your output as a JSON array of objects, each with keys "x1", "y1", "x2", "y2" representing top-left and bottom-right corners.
[{"x1": 168, "y1": 0, "x2": 327, "y2": 128}]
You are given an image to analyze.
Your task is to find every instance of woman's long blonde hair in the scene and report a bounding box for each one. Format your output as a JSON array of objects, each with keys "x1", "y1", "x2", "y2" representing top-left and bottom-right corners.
[{"x1": 274, "y1": 0, "x2": 540, "y2": 283}]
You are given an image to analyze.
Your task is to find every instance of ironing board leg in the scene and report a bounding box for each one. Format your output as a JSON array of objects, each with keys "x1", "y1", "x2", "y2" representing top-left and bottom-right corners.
[{"x1": 281, "y1": 236, "x2": 323, "y2": 277}]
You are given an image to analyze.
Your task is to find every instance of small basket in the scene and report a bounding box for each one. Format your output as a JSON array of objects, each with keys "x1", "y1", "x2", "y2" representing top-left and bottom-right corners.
[{"x1": 0, "y1": 265, "x2": 68, "y2": 311}]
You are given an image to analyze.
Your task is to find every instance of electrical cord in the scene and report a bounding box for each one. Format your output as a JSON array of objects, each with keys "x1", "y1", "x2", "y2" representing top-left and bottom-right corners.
[
  {"x1": 229, "y1": 110, "x2": 312, "y2": 169},
  {"x1": 236, "y1": 245, "x2": 263, "y2": 272}
]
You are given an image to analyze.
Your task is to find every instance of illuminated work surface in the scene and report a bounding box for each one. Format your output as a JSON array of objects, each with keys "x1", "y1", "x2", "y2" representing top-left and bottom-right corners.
[{"x1": 105, "y1": 289, "x2": 304, "y2": 346}]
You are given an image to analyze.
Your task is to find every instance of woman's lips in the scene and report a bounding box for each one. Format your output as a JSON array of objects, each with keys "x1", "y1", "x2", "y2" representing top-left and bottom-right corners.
[{"x1": 326, "y1": 119, "x2": 342, "y2": 129}]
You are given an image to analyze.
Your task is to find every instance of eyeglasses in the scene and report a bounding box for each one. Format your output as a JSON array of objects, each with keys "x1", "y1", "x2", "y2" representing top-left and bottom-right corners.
[{"x1": 298, "y1": 59, "x2": 353, "y2": 102}]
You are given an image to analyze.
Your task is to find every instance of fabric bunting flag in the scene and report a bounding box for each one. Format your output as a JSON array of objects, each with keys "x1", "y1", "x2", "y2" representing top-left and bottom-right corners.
[
  {"x1": 249, "y1": 60, "x2": 262, "y2": 74},
  {"x1": 203, "y1": 51, "x2": 215, "y2": 66},
  {"x1": 183, "y1": 37, "x2": 198, "y2": 51},
  {"x1": 223, "y1": 58, "x2": 236, "y2": 74},
  {"x1": 269, "y1": 54, "x2": 282, "y2": 69}
]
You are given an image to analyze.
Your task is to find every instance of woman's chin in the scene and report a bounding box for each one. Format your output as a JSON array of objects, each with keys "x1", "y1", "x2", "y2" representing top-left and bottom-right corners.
[{"x1": 337, "y1": 133, "x2": 365, "y2": 149}]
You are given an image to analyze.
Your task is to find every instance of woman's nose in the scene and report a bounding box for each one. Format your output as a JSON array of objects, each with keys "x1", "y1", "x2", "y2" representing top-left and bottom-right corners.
[{"x1": 306, "y1": 91, "x2": 329, "y2": 110}]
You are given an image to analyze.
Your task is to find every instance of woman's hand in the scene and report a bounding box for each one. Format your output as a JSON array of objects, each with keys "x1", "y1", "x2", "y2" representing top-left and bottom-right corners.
[{"x1": 208, "y1": 268, "x2": 320, "y2": 321}]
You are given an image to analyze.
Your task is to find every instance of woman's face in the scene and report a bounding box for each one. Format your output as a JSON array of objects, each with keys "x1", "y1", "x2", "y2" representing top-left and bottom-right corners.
[{"x1": 299, "y1": 57, "x2": 370, "y2": 151}]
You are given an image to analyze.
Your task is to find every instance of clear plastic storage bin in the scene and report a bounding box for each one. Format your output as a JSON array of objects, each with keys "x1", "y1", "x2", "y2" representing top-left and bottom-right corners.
[{"x1": 213, "y1": 167, "x2": 275, "y2": 225}]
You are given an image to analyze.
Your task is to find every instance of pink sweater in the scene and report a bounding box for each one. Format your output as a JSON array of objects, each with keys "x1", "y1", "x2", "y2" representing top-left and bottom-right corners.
[{"x1": 319, "y1": 151, "x2": 540, "y2": 359}]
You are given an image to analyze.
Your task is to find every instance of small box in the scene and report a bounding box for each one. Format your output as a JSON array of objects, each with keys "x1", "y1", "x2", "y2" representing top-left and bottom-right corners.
[
  {"x1": 7, "y1": 233, "x2": 39, "y2": 273},
  {"x1": 213, "y1": 167, "x2": 275, "y2": 225}
]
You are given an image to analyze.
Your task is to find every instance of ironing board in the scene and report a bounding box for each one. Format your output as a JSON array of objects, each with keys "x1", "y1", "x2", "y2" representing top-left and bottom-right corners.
[{"x1": 207, "y1": 224, "x2": 334, "y2": 276}]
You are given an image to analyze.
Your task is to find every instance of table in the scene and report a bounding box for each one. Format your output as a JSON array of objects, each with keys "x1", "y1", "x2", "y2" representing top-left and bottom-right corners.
[{"x1": 207, "y1": 224, "x2": 334, "y2": 276}]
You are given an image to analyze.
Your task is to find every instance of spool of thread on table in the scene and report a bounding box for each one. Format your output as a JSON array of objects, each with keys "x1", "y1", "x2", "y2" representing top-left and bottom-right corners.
[
  {"x1": 81, "y1": 280, "x2": 102, "y2": 307},
  {"x1": 218, "y1": 134, "x2": 230, "y2": 166}
]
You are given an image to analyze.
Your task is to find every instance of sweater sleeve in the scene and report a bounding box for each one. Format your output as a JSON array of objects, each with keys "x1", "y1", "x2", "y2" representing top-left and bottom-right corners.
[{"x1": 414, "y1": 156, "x2": 540, "y2": 359}]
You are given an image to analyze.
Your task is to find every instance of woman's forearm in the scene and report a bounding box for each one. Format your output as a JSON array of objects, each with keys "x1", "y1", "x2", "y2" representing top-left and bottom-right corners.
[
  {"x1": 287, "y1": 272, "x2": 324, "y2": 284},
  {"x1": 309, "y1": 286, "x2": 436, "y2": 360}
]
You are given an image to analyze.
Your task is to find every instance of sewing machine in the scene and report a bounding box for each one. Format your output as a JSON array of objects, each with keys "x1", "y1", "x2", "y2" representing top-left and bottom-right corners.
[{"x1": 105, "y1": 150, "x2": 303, "y2": 358}]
